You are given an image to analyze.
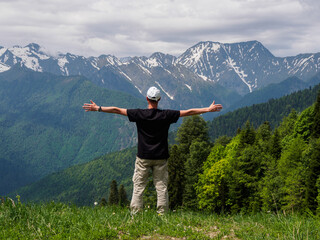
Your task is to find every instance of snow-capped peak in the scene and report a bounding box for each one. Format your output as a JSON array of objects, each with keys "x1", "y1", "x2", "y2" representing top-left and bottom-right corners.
[
  {"x1": 177, "y1": 41, "x2": 222, "y2": 68},
  {"x1": 97, "y1": 54, "x2": 122, "y2": 67},
  {"x1": 7, "y1": 44, "x2": 51, "y2": 72}
]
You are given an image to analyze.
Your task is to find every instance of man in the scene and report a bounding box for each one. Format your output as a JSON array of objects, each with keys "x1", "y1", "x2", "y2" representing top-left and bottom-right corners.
[{"x1": 82, "y1": 86, "x2": 222, "y2": 214}]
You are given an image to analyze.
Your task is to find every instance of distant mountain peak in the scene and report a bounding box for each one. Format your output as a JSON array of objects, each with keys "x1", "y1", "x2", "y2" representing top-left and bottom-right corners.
[
  {"x1": 119, "y1": 56, "x2": 132, "y2": 63},
  {"x1": 147, "y1": 52, "x2": 176, "y2": 67},
  {"x1": 26, "y1": 43, "x2": 41, "y2": 52},
  {"x1": 97, "y1": 54, "x2": 122, "y2": 67}
]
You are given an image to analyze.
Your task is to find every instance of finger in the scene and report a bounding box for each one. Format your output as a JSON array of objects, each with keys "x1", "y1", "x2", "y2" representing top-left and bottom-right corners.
[{"x1": 90, "y1": 100, "x2": 96, "y2": 105}]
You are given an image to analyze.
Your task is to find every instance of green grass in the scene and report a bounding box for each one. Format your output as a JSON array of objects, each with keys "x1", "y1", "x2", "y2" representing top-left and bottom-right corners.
[{"x1": 1, "y1": 197, "x2": 320, "y2": 239}]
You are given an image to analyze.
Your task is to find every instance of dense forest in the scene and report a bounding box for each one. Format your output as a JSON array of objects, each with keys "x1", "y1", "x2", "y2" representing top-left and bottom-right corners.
[
  {"x1": 208, "y1": 83, "x2": 320, "y2": 140},
  {"x1": 168, "y1": 89, "x2": 320, "y2": 214}
]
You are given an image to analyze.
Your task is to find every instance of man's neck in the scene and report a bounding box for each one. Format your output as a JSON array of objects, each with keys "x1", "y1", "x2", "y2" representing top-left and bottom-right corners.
[{"x1": 148, "y1": 103, "x2": 158, "y2": 109}]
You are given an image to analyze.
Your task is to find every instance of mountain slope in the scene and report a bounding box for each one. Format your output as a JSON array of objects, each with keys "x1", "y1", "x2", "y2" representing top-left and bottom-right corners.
[
  {"x1": 0, "y1": 66, "x2": 145, "y2": 195},
  {"x1": 226, "y1": 71, "x2": 320, "y2": 112},
  {"x1": 14, "y1": 147, "x2": 137, "y2": 206}
]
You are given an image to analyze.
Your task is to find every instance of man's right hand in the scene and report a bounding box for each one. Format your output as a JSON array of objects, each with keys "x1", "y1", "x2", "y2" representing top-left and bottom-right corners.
[{"x1": 208, "y1": 101, "x2": 223, "y2": 112}]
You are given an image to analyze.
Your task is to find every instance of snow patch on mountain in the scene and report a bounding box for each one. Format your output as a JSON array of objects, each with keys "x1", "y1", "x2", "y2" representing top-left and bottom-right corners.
[
  {"x1": 146, "y1": 58, "x2": 160, "y2": 68},
  {"x1": 164, "y1": 69, "x2": 171, "y2": 74},
  {"x1": 90, "y1": 61, "x2": 100, "y2": 70},
  {"x1": 226, "y1": 56, "x2": 252, "y2": 92},
  {"x1": 134, "y1": 85, "x2": 142, "y2": 94},
  {"x1": 105, "y1": 55, "x2": 122, "y2": 66},
  {"x1": 32, "y1": 50, "x2": 50, "y2": 60},
  {"x1": 0, "y1": 47, "x2": 7, "y2": 57},
  {"x1": 179, "y1": 44, "x2": 205, "y2": 68},
  {"x1": 58, "y1": 57, "x2": 69, "y2": 75},
  {"x1": 289, "y1": 55, "x2": 314, "y2": 75},
  {"x1": 119, "y1": 70, "x2": 133, "y2": 82},
  {"x1": 0, "y1": 62, "x2": 10, "y2": 72},
  {"x1": 138, "y1": 64, "x2": 152, "y2": 75},
  {"x1": 198, "y1": 74, "x2": 209, "y2": 81},
  {"x1": 185, "y1": 84, "x2": 192, "y2": 91},
  {"x1": 155, "y1": 81, "x2": 174, "y2": 100},
  {"x1": 9, "y1": 46, "x2": 43, "y2": 72}
]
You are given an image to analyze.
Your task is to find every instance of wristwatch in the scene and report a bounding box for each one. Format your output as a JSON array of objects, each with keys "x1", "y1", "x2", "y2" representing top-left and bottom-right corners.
[{"x1": 98, "y1": 106, "x2": 102, "y2": 112}]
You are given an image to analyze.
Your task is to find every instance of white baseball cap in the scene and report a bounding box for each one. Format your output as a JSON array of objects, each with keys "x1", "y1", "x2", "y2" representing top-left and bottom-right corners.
[{"x1": 147, "y1": 86, "x2": 161, "y2": 101}]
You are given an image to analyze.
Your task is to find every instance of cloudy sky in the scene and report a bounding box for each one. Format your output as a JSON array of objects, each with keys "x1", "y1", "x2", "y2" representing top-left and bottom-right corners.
[{"x1": 0, "y1": 0, "x2": 319, "y2": 58}]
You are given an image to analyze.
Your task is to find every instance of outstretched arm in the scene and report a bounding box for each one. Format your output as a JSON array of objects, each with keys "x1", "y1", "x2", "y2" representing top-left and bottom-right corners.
[
  {"x1": 82, "y1": 100, "x2": 127, "y2": 116},
  {"x1": 180, "y1": 100, "x2": 222, "y2": 117}
]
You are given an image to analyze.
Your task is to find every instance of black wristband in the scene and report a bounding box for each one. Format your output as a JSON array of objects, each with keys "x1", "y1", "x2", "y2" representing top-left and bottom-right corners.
[{"x1": 98, "y1": 106, "x2": 102, "y2": 112}]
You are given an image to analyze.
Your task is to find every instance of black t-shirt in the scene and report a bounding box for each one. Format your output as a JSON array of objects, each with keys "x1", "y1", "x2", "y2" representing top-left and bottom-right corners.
[{"x1": 127, "y1": 108, "x2": 180, "y2": 159}]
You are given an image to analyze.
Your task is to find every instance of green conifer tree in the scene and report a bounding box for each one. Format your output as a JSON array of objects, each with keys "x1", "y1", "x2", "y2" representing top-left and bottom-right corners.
[
  {"x1": 270, "y1": 129, "x2": 282, "y2": 160},
  {"x1": 214, "y1": 135, "x2": 232, "y2": 146},
  {"x1": 176, "y1": 115, "x2": 209, "y2": 151},
  {"x1": 143, "y1": 176, "x2": 157, "y2": 209},
  {"x1": 305, "y1": 138, "x2": 320, "y2": 212},
  {"x1": 183, "y1": 140, "x2": 210, "y2": 209},
  {"x1": 118, "y1": 184, "x2": 128, "y2": 207},
  {"x1": 278, "y1": 136, "x2": 307, "y2": 212},
  {"x1": 168, "y1": 145, "x2": 185, "y2": 209},
  {"x1": 256, "y1": 121, "x2": 271, "y2": 142},
  {"x1": 99, "y1": 197, "x2": 107, "y2": 207},
  {"x1": 169, "y1": 115, "x2": 210, "y2": 209},
  {"x1": 312, "y1": 90, "x2": 320, "y2": 138},
  {"x1": 239, "y1": 121, "x2": 256, "y2": 148},
  {"x1": 108, "y1": 180, "x2": 119, "y2": 205},
  {"x1": 278, "y1": 109, "x2": 298, "y2": 138},
  {"x1": 228, "y1": 144, "x2": 263, "y2": 213}
]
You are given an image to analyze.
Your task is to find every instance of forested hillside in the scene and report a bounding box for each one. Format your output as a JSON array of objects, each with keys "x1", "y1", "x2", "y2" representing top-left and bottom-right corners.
[
  {"x1": 13, "y1": 148, "x2": 137, "y2": 206},
  {"x1": 0, "y1": 66, "x2": 145, "y2": 195},
  {"x1": 208, "y1": 82, "x2": 320, "y2": 140},
  {"x1": 169, "y1": 89, "x2": 320, "y2": 214}
]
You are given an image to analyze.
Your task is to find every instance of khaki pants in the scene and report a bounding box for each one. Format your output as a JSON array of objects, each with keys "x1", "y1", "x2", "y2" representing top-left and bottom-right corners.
[{"x1": 130, "y1": 157, "x2": 169, "y2": 214}]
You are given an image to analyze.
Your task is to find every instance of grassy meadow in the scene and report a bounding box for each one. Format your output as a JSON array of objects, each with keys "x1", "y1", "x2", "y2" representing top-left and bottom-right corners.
[{"x1": 1, "y1": 197, "x2": 320, "y2": 240}]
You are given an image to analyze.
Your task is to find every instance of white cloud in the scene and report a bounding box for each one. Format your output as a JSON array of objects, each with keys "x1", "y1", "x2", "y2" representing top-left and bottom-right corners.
[{"x1": 0, "y1": 0, "x2": 319, "y2": 58}]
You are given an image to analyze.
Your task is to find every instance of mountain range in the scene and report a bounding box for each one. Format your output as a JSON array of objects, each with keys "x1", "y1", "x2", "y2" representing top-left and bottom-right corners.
[{"x1": 1, "y1": 40, "x2": 320, "y2": 106}]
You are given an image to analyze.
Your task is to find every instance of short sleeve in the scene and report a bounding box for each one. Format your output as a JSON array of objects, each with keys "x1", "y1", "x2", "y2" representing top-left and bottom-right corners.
[
  {"x1": 165, "y1": 110, "x2": 180, "y2": 123},
  {"x1": 127, "y1": 109, "x2": 138, "y2": 122}
]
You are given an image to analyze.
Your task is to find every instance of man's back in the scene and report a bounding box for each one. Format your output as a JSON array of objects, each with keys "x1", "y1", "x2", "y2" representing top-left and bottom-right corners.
[{"x1": 127, "y1": 108, "x2": 180, "y2": 159}]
